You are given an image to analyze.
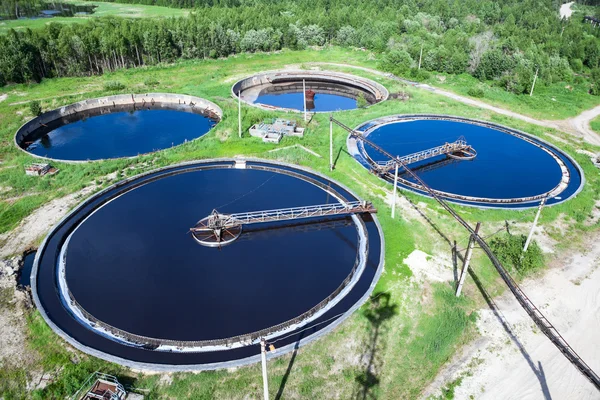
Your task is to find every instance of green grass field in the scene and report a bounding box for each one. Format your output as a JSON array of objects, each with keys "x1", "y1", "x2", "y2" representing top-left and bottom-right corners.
[
  {"x1": 0, "y1": 0, "x2": 187, "y2": 33},
  {"x1": 591, "y1": 115, "x2": 600, "y2": 134},
  {"x1": 423, "y1": 72, "x2": 600, "y2": 120},
  {"x1": 1, "y1": 47, "x2": 599, "y2": 399}
]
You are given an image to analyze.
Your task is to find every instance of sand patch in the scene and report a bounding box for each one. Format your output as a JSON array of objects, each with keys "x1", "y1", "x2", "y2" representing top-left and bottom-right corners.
[
  {"x1": 403, "y1": 249, "x2": 453, "y2": 283},
  {"x1": 424, "y1": 231, "x2": 600, "y2": 399},
  {"x1": 0, "y1": 186, "x2": 97, "y2": 258}
]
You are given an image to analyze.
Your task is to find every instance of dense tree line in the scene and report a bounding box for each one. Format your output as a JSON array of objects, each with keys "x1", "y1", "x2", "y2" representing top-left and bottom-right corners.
[{"x1": 1, "y1": 0, "x2": 600, "y2": 94}]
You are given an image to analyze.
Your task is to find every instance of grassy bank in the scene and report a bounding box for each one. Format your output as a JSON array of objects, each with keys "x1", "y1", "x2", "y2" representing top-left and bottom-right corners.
[
  {"x1": 591, "y1": 115, "x2": 600, "y2": 134},
  {"x1": 1, "y1": 48, "x2": 599, "y2": 399},
  {"x1": 423, "y1": 72, "x2": 599, "y2": 120},
  {"x1": 0, "y1": 0, "x2": 188, "y2": 33}
]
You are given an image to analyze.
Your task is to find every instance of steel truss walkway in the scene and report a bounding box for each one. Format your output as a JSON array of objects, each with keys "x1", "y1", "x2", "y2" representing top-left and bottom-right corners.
[
  {"x1": 191, "y1": 201, "x2": 376, "y2": 247},
  {"x1": 331, "y1": 116, "x2": 600, "y2": 391},
  {"x1": 375, "y1": 136, "x2": 474, "y2": 172},
  {"x1": 194, "y1": 201, "x2": 375, "y2": 231}
]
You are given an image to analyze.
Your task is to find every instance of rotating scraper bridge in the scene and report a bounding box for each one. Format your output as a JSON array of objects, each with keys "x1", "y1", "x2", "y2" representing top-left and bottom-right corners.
[
  {"x1": 192, "y1": 201, "x2": 376, "y2": 247},
  {"x1": 374, "y1": 136, "x2": 476, "y2": 173},
  {"x1": 329, "y1": 116, "x2": 600, "y2": 391}
]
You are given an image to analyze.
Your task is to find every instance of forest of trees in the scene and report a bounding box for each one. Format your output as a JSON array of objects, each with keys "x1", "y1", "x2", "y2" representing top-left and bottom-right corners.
[{"x1": 1, "y1": 0, "x2": 600, "y2": 94}]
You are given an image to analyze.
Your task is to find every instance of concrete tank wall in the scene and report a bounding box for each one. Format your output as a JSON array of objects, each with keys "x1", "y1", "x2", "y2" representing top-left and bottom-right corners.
[
  {"x1": 232, "y1": 70, "x2": 389, "y2": 112},
  {"x1": 15, "y1": 93, "x2": 223, "y2": 162}
]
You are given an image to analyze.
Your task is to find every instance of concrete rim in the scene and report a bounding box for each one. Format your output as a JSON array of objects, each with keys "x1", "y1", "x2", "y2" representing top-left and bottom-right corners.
[
  {"x1": 347, "y1": 114, "x2": 586, "y2": 210},
  {"x1": 31, "y1": 157, "x2": 385, "y2": 371},
  {"x1": 231, "y1": 69, "x2": 389, "y2": 114},
  {"x1": 14, "y1": 93, "x2": 223, "y2": 164}
]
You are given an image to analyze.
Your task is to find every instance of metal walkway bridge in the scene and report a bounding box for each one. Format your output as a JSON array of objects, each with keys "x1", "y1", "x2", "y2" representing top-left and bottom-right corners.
[
  {"x1": 331, "y1": 116, "x2": 600, "y2": 391},
  {"x1": 191, "y1": 201, "x2": 376, "y2": 247},
  {"x1": 375, "y1": 136, "x2": 475, "y2": 173}
]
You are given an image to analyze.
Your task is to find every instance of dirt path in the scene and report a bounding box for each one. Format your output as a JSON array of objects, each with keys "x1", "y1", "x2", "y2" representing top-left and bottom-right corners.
[
  {"x1": 423, "y1": 232, "x2": 600, "y2": 399},
  {"x1": 564, "y1": 104, "x2": 600, "y2": 146},
  {"x1": 307, "y1": 62, "x2": 600, "y2": 147},
  {"x1": 0, "y1": 186, "x2": 97, "y2": 258}
]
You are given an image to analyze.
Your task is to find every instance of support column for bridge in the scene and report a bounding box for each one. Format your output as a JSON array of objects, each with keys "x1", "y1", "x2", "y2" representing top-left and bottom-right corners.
[
  {"x1": 391, "y1": 162, "x2": 399, "y2": 219},
  {"x1": 329, "y1": 115, "x2": 334, "y2": 171},
  {"x1": 523, "y1": 197, "x2": 546, "y2": 253},
  {"x1": 238, "y1": 90, "x2": 242, "y2": 138},
  {"x1": 260, "y1": 338, "x2": 269, "y2": 400},
  {"x1": 456, "y1": 222, "x2": 481, "y2": 297},
  {"x1": 303, "y1": 79, "x2": 307, "y2": 122}
]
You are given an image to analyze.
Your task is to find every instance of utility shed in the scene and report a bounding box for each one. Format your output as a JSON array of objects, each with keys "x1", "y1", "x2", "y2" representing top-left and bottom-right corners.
[{"x1": 249, "y1": 118, "x2": 305, "y2": 143}]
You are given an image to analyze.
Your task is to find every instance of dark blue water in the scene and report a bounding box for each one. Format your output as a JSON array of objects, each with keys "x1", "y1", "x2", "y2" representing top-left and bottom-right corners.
[
  {"x1": 24, "y1": 107, "x2": 218, "y2": 161},
  {"x1": 18, "y1": 251, "x2": 36, "y2": 287},
  {"x1": 256, "y1": 92, "x2": 358, "y2": 112},
  {"x1": 65, "y1": 168, "x2": 359, "y2": 341},
  {"x1": 35, "y1": 161, "x2": 382, "y2": 365},
  {"x1": 363, "y1": 120, "x2": 565, "y2": 200}
]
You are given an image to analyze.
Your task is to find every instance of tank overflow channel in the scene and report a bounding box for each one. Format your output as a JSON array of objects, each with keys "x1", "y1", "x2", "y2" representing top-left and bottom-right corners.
[
  {"x1": 191, "y1": 201, "x2": 377, "y2": 247},
  {"x1": 329, "y1": 116, "x2": 600, "y2": 391}
]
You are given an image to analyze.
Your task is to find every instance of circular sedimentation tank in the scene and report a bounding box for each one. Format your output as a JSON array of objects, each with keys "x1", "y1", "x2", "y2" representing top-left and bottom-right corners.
[
  {"x1": 32, "y1": 159, "x2": 383, "y2": 370},
  {"x1": 15, "y1": 93, "x2": 222, "y2": 162},
  {"x1": 348, "y1": 115, "x2": 584, "y2": 208},
  {"x1": 232, "y1": 70, "x2": 388, "y2": 113}
]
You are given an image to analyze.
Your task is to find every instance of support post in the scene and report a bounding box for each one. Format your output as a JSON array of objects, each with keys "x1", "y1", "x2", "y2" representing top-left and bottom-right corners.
[
  {"x1": 418, "y1": 43, "x2": 423, "y2": 70},
  {"x1": 303, "y1": 79, "x2": 307, "y2": 122},
  {"x1": 523, "y1": 197, "x2": 546, "y2": 253},
  {"x1": 329, "y1": 115, "x2": 334, "y2": 171},
  {"x1": 456, "y1": 222, "x2": 481, "y2": 297},
  {"x1": 529, "y1": 67, "x2": 539, "y2": 97},
  {"x1": 391, "y1": 162, "x2": 398, "y2": 219},
  {"x1": 238, "y1": 91, "x2": 242, "y2": 138},
  {"x1": 261, "y1": 338, "x2": 269, "y2": 400}
]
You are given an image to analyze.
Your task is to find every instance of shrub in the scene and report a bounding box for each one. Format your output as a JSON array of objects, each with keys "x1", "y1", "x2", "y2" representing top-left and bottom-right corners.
[
  {"x1": 467, "y1": 86, "x2": 485, "y2": 98},
  {"x1": 103, "y1": 81, "x2": 126, "y2": 91},
  {"x1": 590, "y1": 68, "x2": 600, "y2": 96},
  {"x1": 144, "y1": 78, "x2": 159, "y2": 87},
  {"x1": 379, "y1": 49, "x2": 414, "y2": 76},
  {"x1": 356, "y1": 92, "x2": 368, "y2": 108},
  {"x1": 408, "y1": 68, "x2": 431, "y2": 81},
  {"x1": 570, "y1": 58, "x2": 584, "y2": 73},
  {"x1": 29, "y1": 100, "x2": 42, "y2": 116},
  {"x1": 489, "y1": 233, "x2": 544, "y2": 277}
]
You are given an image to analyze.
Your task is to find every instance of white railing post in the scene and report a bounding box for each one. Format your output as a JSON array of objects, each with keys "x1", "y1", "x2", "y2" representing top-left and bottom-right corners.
[
  {"x1": 303, "y1": 79, "x2": 307, "y2": 122},
  {"x1": 238, "y1": 91, "x2": 242, "y2": 138},
  {"x1": 391, "y1": 162, "x2": 399, "y2": 219},
  {"x1": 524, "y1": 197, "x2": 546, "y2": 253},
  {"x1": 329, "y1": 115, "x2": 334, "y2": 171},
  {"x1": 456, "y1": 222, "x2": 481, "y2": 297},
  {"x1": 261, "y1": 338, "x2": 269, "y2": 400}
]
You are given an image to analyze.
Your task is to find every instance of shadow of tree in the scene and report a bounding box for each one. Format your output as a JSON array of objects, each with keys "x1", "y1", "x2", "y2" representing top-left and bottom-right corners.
[{"x1": 354, "y1": 292, "x2": 398, "y2": 400}]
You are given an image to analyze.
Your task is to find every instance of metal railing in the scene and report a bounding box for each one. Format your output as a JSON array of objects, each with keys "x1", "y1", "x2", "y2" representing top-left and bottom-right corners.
[
  {"x1": 376, "y1": 136, "x2": 471, "y2": 172},
  {"x1": 70, "y1": 372, "x2": 126, "y2": 400},
  {"x1": 195, "y1": 201, "x2": 374, "y2": 231}
]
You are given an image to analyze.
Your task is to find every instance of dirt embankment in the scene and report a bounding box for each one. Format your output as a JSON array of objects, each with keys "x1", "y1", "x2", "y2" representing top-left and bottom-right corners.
[
  {"x1": 424, "y1": 231, "x2": 600, "y2": 399},
  {"x1": 0, "y1": 186, "x2": 97, "y2": 258}
]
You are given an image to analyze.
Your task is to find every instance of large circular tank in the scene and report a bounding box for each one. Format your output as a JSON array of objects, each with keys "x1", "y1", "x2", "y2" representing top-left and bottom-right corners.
[
  {"x1": 348, "y1": 115, "x2": 584, "y2": 208},
  {"x1": 232, "y1": 70, "x2": 388, "y2": 113},
  {"x1": 15, "y1": 93, "x2": 222, "y2": 162},
  {"x1": 32, "y1": 159, "x2": 383, "y2": 370}
]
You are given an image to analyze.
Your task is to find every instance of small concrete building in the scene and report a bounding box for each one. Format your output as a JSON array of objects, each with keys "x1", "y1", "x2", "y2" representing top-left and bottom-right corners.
[{"x1": 249, "y1": 119, "x2": 305, "y2": 143}]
